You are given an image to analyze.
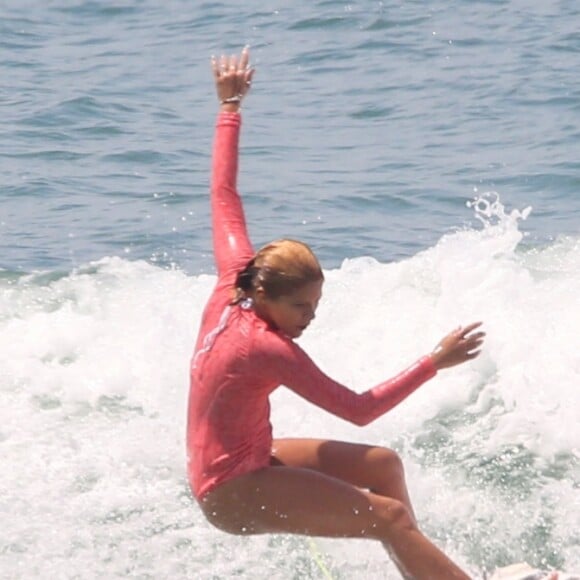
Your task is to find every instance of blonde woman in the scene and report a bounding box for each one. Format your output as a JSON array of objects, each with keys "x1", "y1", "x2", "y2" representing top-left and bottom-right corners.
[{"x1": 187, "y1": 46, "x2": 487, "y2": 579}]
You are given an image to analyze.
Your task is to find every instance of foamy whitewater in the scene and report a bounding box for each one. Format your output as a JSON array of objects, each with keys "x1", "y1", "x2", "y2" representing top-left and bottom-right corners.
[{"x1": 1, "y1": 197, "x2": 578, "y2": 579}]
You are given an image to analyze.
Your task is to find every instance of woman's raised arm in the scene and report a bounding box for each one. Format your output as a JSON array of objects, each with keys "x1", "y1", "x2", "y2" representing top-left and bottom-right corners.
[{"x1": 209, "y1": 47, "x2": 256, "y2": 278}]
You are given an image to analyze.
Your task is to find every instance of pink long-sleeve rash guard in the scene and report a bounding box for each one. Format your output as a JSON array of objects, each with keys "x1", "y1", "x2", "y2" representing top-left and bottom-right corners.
[{"x1": 186, "y1": 112, "x2": 437, "y2": 500}]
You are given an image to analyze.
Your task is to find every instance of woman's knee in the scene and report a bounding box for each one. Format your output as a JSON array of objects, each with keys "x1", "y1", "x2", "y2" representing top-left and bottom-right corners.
[
  {"x1": 378, "y1": 447, "x2": 404, "y2": 472},
  {"x1": 371, "y1": 448, "x2": 405, "y2": 488},
  {"x1": 371, "y1": 497, "x2": 416, "y2": 539}
]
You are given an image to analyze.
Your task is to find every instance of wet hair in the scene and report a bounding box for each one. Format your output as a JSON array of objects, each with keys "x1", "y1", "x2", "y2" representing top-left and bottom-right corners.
[{"x1": 232, "y1": 239, "x2": 324, "y2": 304}]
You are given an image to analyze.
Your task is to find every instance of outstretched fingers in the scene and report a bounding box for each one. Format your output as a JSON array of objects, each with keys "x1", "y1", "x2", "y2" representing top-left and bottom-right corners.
[
  {"x1": 211, "y1": 46, "x2": 254, "y2": 105},
  {"x1": 451, "y1": 321, "x2": 483, "y2": 341},
  {"x1": 465, "y1": 330, "x2": 485, "y2": 350},
  {"x1": 238, "y1": 45, "x2": 250, "y2": 70},
  {"x1": 236, "y1": 46, "x2": 254, "y2": 97},
  {"x1": 431, "y1": 321, "x2": 487, "y2": 369},
  {"x1": 456, "y1": 322, "x2": 485, "y2": 357},
  {"x1": 211, "y1": 55, "x2": 219, "y2": 80},
  {"x1": 229, "y1": 53, "x2": 239, "y2": 72}
]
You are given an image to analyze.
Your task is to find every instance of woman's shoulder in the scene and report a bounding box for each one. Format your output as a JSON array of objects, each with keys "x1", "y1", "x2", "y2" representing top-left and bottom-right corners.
[{"x1": 248, "y1": 319, "x2": 303, "y2": 361}]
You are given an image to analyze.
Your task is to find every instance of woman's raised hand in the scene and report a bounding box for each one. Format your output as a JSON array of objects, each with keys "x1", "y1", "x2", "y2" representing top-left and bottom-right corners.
[
  {"x1": 211, "y1": 46, "x2": 255, "y2": 112},
  {"x1": 430, "y1": 322, "x2": 485, "y2": 370}
]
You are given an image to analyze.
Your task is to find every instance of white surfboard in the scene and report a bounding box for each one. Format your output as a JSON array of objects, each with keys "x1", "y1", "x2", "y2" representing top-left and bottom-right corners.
[{"x1": 489, "y1": 562, "x2": 579, "y2": 580}]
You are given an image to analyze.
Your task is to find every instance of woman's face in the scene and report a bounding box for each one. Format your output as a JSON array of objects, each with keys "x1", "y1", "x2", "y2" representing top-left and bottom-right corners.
[{"x1": 256, "y1": 280, "x2": 323, "y2": 338}]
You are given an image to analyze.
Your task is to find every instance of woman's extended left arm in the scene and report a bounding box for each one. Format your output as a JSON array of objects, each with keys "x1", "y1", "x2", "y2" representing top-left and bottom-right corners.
[
  {"x1": 255, "y1": 323, "x2": 484, "y2": 426},
  {"x1": 255, "y1": 336, "x2": 436, "y2": 426}
]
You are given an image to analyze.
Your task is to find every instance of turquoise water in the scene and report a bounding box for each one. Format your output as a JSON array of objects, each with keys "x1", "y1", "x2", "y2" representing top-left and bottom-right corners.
[{"x1": 1, "y1": 1, "x2": 579, "y2": 579}]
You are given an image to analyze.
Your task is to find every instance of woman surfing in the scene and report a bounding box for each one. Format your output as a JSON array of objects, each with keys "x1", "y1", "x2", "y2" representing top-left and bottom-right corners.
[{"x1": 187, "y1": 45, "x2": 496, "y2": 579}]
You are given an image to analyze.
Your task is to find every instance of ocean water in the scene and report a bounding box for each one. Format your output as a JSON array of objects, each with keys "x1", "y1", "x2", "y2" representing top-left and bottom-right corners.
[{"x1": 1, "y1": 1, "x2": 579, "y2": 579}]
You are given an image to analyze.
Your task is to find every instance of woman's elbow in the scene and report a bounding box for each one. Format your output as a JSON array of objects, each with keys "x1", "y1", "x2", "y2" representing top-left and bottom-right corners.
[{"x1": 349, "y1": 414, "x2": 372, "y2": 427}]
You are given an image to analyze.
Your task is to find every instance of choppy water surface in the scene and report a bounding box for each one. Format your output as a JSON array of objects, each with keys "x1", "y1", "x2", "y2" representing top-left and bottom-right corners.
[{"x1": 1, "y1": 0, "x2": 579, "y2": 578}]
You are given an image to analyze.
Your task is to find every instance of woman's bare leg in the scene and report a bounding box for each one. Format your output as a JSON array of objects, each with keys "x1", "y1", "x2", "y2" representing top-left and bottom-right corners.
[
  {"x1": 272, "y1": 438, "x2": 417, "y2": 522},
  {"x1": 199, "y1": 464, "x2": 470, "y2": 580}
]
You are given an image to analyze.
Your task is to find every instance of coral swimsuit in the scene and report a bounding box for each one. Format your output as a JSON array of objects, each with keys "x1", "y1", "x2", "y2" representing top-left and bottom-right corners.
[{"x1": 187, "y1": 112, "x2": 437, "y2": 500}]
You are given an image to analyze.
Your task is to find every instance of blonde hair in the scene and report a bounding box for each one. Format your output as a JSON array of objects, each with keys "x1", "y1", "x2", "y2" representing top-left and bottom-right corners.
[{"x1": 233, "y1": 239, "x2": 323, "y2": 304}]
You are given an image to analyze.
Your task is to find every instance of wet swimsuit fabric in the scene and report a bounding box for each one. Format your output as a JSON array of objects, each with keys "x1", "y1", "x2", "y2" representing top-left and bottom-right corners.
[{"x1": 186, "y1": 112, "x2": 437, "y2": 500}]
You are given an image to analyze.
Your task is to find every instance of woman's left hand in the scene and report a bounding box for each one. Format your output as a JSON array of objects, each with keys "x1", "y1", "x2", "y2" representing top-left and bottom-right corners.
[{"x1": 430, "y1": 322, "x2": 485, "y2": 370}]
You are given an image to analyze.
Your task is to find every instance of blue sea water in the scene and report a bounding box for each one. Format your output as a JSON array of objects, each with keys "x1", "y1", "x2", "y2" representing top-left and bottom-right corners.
[{"x1": 1, "y1": 1, "x2": 579, "y2": 579}]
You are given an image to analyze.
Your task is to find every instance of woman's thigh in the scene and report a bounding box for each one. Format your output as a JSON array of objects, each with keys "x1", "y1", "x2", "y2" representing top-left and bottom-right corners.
[
  {"x1": 271, "y1": 438, "x2": 406, "y2": 494},
  {"x1": 199, "y1": 463, "x2": 407, "y2": 541},
  {"x1": 198, "y1": 461, "x2": 469, "y2": 579}
]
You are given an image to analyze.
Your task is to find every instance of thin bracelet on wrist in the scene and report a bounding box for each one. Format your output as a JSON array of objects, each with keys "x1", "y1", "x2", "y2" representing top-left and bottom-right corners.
[{"x1": 220, "y1": 95, "x2": 242, "y2": 105}]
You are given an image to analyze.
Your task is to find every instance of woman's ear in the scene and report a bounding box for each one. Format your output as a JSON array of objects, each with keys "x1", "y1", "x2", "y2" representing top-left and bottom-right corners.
[{"x1": 254, "y1": 286, "x2": 266, "y2": 304}]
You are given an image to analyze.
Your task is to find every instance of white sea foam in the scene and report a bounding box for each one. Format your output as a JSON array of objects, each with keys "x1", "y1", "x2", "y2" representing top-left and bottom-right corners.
[{"x1": 1, "y1": 198, "x2": 578, "y2": 578}]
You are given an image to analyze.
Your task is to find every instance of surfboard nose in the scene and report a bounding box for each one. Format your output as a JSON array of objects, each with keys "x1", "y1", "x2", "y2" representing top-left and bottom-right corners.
[{"x1": 489, "y1": 562, "x2": 579, "y2": 580}]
